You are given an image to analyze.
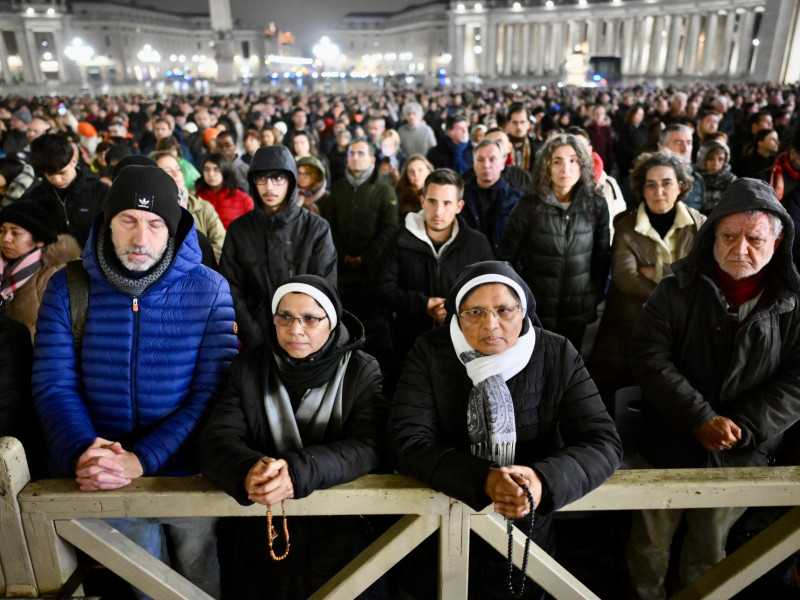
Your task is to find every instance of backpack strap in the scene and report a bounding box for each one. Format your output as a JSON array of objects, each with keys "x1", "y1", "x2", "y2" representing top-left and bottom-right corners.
[{"x1": 66, "y1": 259, "x2": 89, "y2": 351}]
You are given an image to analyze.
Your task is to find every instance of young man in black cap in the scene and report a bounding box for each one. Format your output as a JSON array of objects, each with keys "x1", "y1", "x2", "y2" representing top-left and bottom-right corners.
[{"x1": 32, "y1": 165, "x2": 238, "y2": 599}]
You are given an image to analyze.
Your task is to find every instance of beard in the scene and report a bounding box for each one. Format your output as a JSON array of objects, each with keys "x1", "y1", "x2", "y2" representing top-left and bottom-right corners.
[{"x1": 115, "y1": 244, "x2": 164, "y2": 272}]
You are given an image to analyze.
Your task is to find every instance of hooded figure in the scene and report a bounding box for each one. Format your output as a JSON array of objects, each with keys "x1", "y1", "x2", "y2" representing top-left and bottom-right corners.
[
  {"x1": 198, "y1": 274, "x2": 386, "y2": 600},
  {"x1": 695, "y1": 139, "x2": 737, "y2": 214},
  {"x1": 219, "y1": 145, "x2": 337, "y2": 349},
  {"x1": 387, "y1": 260, "x2": 620, "y2": 600},
  {"x1": 627, "y1": 178, "x2": 800, "y2": 600},
  {"x1": 295, "y1": 155, "x2": 328, "y2": 214}
]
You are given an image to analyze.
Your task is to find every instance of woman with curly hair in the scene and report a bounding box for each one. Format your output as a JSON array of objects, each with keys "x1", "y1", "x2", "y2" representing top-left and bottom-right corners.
[
  {"x1": 195, "y1": 153, "x2": 254, "y2": 229},
  {"x1": 588, "y1": 151, "x2": 705, "y2": 407},
  {"x1": 497, "y1": 133, "x2": 610, "y2": 349}
]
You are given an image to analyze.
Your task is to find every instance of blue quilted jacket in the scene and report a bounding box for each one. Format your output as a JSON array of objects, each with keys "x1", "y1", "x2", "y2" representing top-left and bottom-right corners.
[{"x1": 32, "y1": 211, "x2": 238, "y2": 477}]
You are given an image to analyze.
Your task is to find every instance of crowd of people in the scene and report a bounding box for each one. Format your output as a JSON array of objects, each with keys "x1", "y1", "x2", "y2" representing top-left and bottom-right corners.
[{"x1": 2, "y1": 80, "x2": 800, "y2": 599}]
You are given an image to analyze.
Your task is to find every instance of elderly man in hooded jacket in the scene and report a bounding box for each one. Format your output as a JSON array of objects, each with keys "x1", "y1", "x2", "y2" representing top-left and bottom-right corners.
[
  {"x1": 220, "y1": 145, "x2": 337, "y2": 349},
  {"x1": 626, "y1": 178, "x2": 800, "y2": 599}
]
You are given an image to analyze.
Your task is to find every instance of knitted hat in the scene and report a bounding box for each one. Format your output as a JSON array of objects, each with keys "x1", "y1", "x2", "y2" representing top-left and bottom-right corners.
[
  {"x1": 103, "y1": 165, "x2": 181, "y2": 235},
  {"x1": 12, "y1": 109, "x2": 31, "y2": 125},
  {"x1": 203, "y1": 127, "x2": 221, "y2": 147},
  {"x1": 296, "y1": 155, "x2": 325, "y2": 179},
  {"x1": 77, "y1": 121, "x2": 98, "y2": 138},
  {"x1": 111, "y1": 155, "x2": 158, "y2": 181},
  {"x1": 0, "y1": 199, "x2": 58, "y2": 245}
]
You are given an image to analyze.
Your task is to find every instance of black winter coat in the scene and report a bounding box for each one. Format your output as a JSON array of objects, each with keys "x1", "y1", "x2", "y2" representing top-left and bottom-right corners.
[
  {"x1": 197, "y1": 319, "x2": 386, "y2": 504},
  {"x1": 376, "y1": 214, "x2": 494, "y2": 356},
  {"x1": 630, "y1": 180, "x2": 800, "y2": 469},
  {"x1": 22, "y1": 168, "x2": 109, "y2": 248},
  {"x1": 496, "y1": 184, "x2": 610, "y2": 332},
  {"x1": 387, "y1": 326, "x2": 621, "y2": 544},
  {"x1": 220, "y1": 146, "x2": 337, "y2": 349}
]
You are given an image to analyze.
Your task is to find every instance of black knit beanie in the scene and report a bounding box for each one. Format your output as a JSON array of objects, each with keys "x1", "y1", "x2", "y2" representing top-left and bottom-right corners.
[
  {"x1": 0, "y1": 199, "x2": 58, "y2": 245},
  {"x1": 103, "y1": 165, "x2": 182, "y2": 235}
]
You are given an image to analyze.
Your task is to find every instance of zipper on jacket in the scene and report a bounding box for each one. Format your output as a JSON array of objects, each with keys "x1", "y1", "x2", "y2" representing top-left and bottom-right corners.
[{"x1": 131, "y1": 296, "x2": 139, "y2": 429}]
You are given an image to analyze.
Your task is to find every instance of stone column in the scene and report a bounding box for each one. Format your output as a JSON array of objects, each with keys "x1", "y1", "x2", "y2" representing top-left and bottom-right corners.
[
  {"x1": 634, "y1": 17, "x2": 649, "y2": 75},
  {"x1": 647, "y1": 15, "x2": 665, "y2": 75},
  {"x1": 735, "y1": 9, "x2": 756, "y2": 75},
  {"x1": 520, "y1": 22, "x2": 531, "y2": 75},
  {"x1": 535, "y1": 22, "x2": 547, "y2": 76},
  {"x1": 504, "y1": 23, "x2": 514, "y2": 76},
  {"x1": 701, "y1": 12, "x2": 719, "y2": 75},
  {"x1": 621, "y1": 18, "x2": 635, "y2": 73},
  {"x1": 0, "y1": 30, "x2": 10, "y2": 84},
  {"x1": 482, "y1": 15, "x2": 496, "y2": 78},
  {"x1": 21, "y1": 27, "x2": 43, "y2": 84},
  {"x1": 454, "y1": 22, "x2": 465, "y2": 77},
  {"x1": 552, "y1": 20, "x2": 565, "y2": 74},
  {"x1": 718, "y1": 10, "x2": 736, "y2": 76},
  {"x1": 664, "y1": 14, "x2": 683, "y2": 76},
  {"x1": 755, "y1": 0, "x2": 797, "y2": 83},
  {"x1": 681, "y1": 12, "x2": 701, "y2": 76}
]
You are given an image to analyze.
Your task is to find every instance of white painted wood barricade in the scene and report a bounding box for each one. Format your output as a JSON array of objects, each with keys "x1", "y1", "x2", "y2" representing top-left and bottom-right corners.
[{"x1": 2, "y1": 434, "x2": 800, "y2": 600}]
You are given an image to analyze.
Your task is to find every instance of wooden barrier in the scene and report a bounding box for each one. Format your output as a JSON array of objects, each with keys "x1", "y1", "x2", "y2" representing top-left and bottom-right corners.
[{"x1": 2, "y1": 435, "x2": 800, "y2": 600}]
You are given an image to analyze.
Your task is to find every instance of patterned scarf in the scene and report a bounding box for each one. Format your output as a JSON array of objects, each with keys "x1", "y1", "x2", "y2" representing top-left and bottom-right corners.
[
  {"x1": 510, "y1": 135, "x2": 532, "y2": 171},
  {"x1": 97, "y1": 227, "x2": 175, "y2": 298},
  {"x1": 0, "y1": 247, "x2": 43, "y2": 301},
  {"x1": 450, "y1": 312, "x2": 536, "y2": 467}
]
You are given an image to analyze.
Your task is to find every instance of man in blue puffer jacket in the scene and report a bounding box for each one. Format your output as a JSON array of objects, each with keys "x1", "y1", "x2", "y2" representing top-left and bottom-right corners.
[{"x1": 32, "y1": 165, "x2": 238, "y2": 599}]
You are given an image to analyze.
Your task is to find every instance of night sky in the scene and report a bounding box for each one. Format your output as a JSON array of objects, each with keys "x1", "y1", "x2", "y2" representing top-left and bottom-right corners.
[{"x1": 136, "y1": 0, "x2": 422, "y2": 53}]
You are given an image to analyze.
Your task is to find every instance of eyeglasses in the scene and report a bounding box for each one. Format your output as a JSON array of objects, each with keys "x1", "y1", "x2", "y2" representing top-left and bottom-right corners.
[
  {"x1": 254, "y1": 173, "x2": 288, "y2": 185},
  {"x1": 347, "y1": 150, "x2": 368, "y2": 158},
  {"x1": 273, "y1": 313, "x2": 328, "y2": 329},
  {"x1": 458, "y1": 305, "x2": 521, "y2": 324}
]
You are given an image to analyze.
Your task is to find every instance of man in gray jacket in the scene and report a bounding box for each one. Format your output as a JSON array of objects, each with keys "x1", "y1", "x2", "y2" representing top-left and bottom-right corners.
[{"x1": 626, "y1": 178, "x2": 800, "y2": 599}]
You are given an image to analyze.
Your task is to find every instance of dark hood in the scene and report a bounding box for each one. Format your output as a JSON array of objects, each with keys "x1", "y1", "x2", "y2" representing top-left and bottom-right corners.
[
  {"x1": 444, "y1": 260, "x2": 543, "y2": 329},
  {"x1": 673, "y1": 177, "x2": 800, "y2": 292},
  {"x1": 247, "y1": 145, "x2": 298, "y2": 212}
]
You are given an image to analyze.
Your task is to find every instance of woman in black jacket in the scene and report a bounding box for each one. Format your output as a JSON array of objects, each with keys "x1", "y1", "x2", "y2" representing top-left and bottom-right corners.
[
  {"x1": 387, "y1": 261, "x2": 621, "y2": 599},
  {"x1": 497, "y1": 134, "x2": 610, "y2": 350},
  {"x1": 198, "y1": 275, "x2": 386, "y2": 600}
]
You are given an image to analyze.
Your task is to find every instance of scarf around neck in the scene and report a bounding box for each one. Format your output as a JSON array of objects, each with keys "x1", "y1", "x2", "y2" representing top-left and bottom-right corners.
[
  {"x1": 345, "y1": 164, "x2": 375, "y2": 189},
  {"x1": 770, "y1": 152, "x2": 799, "y2": 201},
  {"x1": 446, "y1": 137, "x2": 470, "y2": 175},
  {"x1": 449, "y1": 314, "x2": 536, "y2": 467},
  {"x1": 0, "y1": 247, "x2": 44, "y2": 301},
  {"x1": 97, "y1": 227, "x2": 176, "y2": 298},
  {"x1": 265, "y1": 349, "x2": 352, "y2": 453}
]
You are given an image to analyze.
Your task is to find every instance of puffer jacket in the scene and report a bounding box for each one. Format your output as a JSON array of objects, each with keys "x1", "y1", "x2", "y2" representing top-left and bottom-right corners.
[
  {"x1": 376, "y1": 212, "x2": 494, "y2": 356},
  {"x1": 219, "y1": 145, "x2": 337, "y2": 349},
  {"x1": 5, "y1": 234, "x2": 81, "y2": 342},
  {"x1": 387, "y1": 325, "x2": 621, "y2": 541},
  {"x1": 630, "y1": 179, "x2": 800, "y2": 469},
  {"x1": 496, "y1": 183, "x2": 610, "y2": 332},
  {"x1": 21, "y1": 167, "x2": 109, "y2": 248},
  {"x1": 32, "y1": 211, "x2": 238, "y2": 477},
  {"x1": 198, "y1": 312, "x2": 386, "y2": 504}
]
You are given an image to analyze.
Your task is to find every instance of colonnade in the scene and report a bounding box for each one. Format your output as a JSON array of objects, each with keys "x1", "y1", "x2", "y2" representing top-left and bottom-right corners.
[{"x1": 450, "y1": 1, "x2": 789, "y2": 82}]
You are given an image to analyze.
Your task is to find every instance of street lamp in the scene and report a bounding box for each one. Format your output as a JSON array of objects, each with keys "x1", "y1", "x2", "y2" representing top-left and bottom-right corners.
[
  {"x1": 312, "y1": 36, "x2": 340, "y2": 68},
  {"x1": 64, "y1": 37, "x2": 94, "y2": 91}
]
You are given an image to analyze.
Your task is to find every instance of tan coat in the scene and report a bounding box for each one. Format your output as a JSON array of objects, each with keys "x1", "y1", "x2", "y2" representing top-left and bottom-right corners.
[
  {"x1": 6, "y1": 234, "x2": 81, "y2": 343},
  {"x1": 186, "y1": 193, "x2": 226, "y2": 262}
]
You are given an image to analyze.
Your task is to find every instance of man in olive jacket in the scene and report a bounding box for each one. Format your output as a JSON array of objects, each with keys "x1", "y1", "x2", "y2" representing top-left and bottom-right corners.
[
  {"x1": 626, "y1": 178, "x2": 800, "y2": 599},
  {"x1": 319, "y1": 139, "x2": 397, "y2": 318}
]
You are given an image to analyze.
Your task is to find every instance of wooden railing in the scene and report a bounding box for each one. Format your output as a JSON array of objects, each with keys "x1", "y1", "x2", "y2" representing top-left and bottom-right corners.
[{"x1": 2, "y1": 435, "x2": 800, "y2": 599}]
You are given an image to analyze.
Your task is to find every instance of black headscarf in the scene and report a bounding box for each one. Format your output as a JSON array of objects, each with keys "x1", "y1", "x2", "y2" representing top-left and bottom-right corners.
[
  {"x1": 266, "y1": 274, "x2": 364, "y2": 397},
  {"x1": 444, "y1": 260, "x2": 542, "y2": 331}
]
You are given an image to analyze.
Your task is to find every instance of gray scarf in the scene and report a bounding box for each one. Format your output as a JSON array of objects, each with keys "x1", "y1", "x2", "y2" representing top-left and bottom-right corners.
[
  {"x1": 345, "y1": 164, "x2": 375, "y2": 189},
  {"x1": 97, "y1": 228, "x2": 176, "y2": 298},
  {"x1": 265, "y1": 351, "x2": 352, "y2": 453},
  {"x1": 461, "y1": 349, "x2": 517, "y2": 467}
]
